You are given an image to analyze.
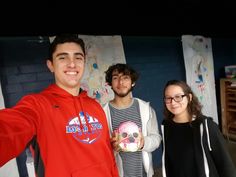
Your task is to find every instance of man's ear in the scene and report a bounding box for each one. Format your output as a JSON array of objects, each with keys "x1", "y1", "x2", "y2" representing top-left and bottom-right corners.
[{"x1": 47, "y1": 60, "x2": 54, "y2": 73}]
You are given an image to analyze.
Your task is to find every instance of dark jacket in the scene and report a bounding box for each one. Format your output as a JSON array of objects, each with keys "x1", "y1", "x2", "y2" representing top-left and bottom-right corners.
[{"x1": 161, "y1": 115, "x2": 236, "y2": 177}]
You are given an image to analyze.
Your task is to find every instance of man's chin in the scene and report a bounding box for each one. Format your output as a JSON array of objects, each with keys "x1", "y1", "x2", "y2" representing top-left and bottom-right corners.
[
  {"x1": 114, "y1": 91, "x2": 131, "y2": 97},
  {"x1": 117, "y1": 94, "x2": 128, "y2": 97}
]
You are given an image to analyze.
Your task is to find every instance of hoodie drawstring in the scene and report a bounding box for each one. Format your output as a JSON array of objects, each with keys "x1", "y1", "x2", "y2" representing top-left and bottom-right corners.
[
  {"x1": 204, "y1": 119, "x2": 212, "y2": 151},
  {"x1": 73, "y1": 96, "x2": 92, "y2": 133}
]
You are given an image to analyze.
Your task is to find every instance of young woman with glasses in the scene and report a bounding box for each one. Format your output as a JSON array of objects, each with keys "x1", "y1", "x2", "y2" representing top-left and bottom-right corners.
[{"x1": 161, "y1": 80, "x2": 236, "y2": 177}]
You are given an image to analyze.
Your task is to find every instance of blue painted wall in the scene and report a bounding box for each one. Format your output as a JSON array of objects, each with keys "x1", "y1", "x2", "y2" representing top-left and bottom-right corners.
[
  {"x1": 122, "y1": 36, "x2": 236, "y2": 167},
  {"x1": 0, "y1": 36, "x2": 236, "y2": 173}
]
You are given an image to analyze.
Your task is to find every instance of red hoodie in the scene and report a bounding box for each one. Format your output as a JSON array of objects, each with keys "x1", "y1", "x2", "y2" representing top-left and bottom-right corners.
[{"x1": 0, "y1": 84, "x2": 119, "y2": 177}]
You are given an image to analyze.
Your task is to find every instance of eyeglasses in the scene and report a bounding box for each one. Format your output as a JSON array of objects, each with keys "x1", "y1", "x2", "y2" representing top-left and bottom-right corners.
[{"x1": 164, "y1": 95, "x2": 187, "y2": 104}]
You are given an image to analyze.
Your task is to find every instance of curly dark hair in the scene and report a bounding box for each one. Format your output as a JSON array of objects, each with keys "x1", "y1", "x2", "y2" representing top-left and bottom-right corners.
[
  {"x1": 163, "y1": 80, "x2": 203, "y2": 122},
  {"x1": 105, "y1": 63, "x2": 139, "y2": 86},
  {"x1": 48, "y1": 34, "x2": 85, "y2": 60}
]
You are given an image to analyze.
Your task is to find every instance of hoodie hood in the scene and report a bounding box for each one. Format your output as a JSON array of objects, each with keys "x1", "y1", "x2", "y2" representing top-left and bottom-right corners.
[{"x1": 41, "y1": 84, "x2": 88, "y2": 98}]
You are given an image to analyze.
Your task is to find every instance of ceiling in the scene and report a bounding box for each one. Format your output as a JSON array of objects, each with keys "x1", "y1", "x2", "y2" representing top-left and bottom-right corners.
[{"x1": 1, "y1": 2, "x2": 236, "y2": 38}]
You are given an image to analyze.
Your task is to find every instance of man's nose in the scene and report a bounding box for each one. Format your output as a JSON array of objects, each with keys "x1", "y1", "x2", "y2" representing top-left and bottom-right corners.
[{"x1": 68, "y1": 58, "x2": 76, "y2": 67}]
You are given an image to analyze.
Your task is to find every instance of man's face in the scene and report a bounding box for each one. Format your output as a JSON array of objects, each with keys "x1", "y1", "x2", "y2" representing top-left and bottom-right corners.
[
  {"x1": 47, "y1": 42, "x2": 85, "y2": 92},
  {"x1": 111, "y1": 71, "x2": 132, "y2": 97}
]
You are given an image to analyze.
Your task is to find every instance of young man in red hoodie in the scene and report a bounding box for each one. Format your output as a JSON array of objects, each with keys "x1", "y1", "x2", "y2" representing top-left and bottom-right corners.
[{"x1": 0, "y1": 34, "x2": 119, "y2": 177}]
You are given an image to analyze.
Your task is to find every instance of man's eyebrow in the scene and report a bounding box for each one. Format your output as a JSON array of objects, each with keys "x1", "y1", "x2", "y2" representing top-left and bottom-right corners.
[
  {"x1": 74, "y1": 52, "x2": 85, "y2": 57},
  {"x1": 55, "y1": 52, "x2": 68, "y2": 57},
  {"x1": 55, "y1": 52, "x2": 84, "y2": 57}
]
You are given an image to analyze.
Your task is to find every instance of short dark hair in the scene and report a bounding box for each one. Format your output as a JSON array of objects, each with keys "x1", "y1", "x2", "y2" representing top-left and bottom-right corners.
[
  {"x1": 48, "y1": 34, "x2": 85, "y2": 60},
  {"x1": 163, "y1": 79, "x2": 203, "y2": 121},
  {"x1": 105, "y1": 63, "x2": 139, "y2": 86}
]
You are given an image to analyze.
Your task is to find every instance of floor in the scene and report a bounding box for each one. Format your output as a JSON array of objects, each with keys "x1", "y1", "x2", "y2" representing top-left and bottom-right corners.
[{"x1": 153, "y1": 139, "x2": 236, "y2": 177}]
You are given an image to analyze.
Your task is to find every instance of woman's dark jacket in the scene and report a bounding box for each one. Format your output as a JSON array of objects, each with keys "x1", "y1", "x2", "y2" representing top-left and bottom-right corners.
[{"x1": 161, "y1": 115, "x2": 236, "y2": 177}]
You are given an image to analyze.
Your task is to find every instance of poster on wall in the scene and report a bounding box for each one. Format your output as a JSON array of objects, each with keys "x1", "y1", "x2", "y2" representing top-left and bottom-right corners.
[
  {"x1": 79, "y1": 35, "x2": 126, "y2": 105},
  {"x1": 0, "y1": 80, "x2": 20, "y2": 177},
  {"x1": 182, "y1": 35, "x2": 218, "y2": 124},
  {"x1": 49, "y1": 35, "x2": 126, "y2": 105}
]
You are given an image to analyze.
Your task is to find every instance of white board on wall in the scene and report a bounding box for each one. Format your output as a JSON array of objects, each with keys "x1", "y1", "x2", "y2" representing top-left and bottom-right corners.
[
  {"x1": 78, "y1": 35, "x2": 126, "y2": 105},
  {"x1": 182, "y1": 35, "x2": 218, "y2": 124}
]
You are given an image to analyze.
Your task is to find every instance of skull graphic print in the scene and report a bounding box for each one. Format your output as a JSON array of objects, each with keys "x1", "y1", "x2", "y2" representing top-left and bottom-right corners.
[{"x1": 117, "y1": 121, "x2": 141, "y2": 152}]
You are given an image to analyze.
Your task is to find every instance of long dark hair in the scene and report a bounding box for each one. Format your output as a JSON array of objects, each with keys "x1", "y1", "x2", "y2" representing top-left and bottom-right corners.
[{"x1": 163, "y1": 80, "x2": 203, "y2": 121}]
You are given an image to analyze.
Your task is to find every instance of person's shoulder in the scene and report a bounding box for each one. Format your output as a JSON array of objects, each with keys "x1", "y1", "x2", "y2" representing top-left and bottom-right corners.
[
  {"x1": 23, "y1": 92, "x2": 42, "y2": 99},
  {"x1": 134, "y1": 97, "x2": 148, "y2": 104},
  {"x1": 17, "y1": 93, "x2": 44, "y2": 106},
  {"x1": 161, "y1": 118, "x2": 170, "y2": 126},
  {"x1": 200, "y1": 115, "x2": 219, "y2": 128},
  {"x1": 135, "y1": 98, "x2": 157, "y2": 112},
  {"x1": 80, "y1": 92, "x2": 104, "y2": 107},
  {"x1": 201, "y1": 115, "x2": 214, "y2": 123},
  {"x1": 102, "y1": 102, "x2": 109, "y2": 108},
  {"x1": 84, "y1": 94, "x2": 98, "y2": 103}
]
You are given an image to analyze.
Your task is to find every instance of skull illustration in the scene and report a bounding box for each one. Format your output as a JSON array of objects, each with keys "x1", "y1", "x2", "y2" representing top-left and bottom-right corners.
[{"x1": 117, "y1": 121, "x2": 141, "y2": 152}]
